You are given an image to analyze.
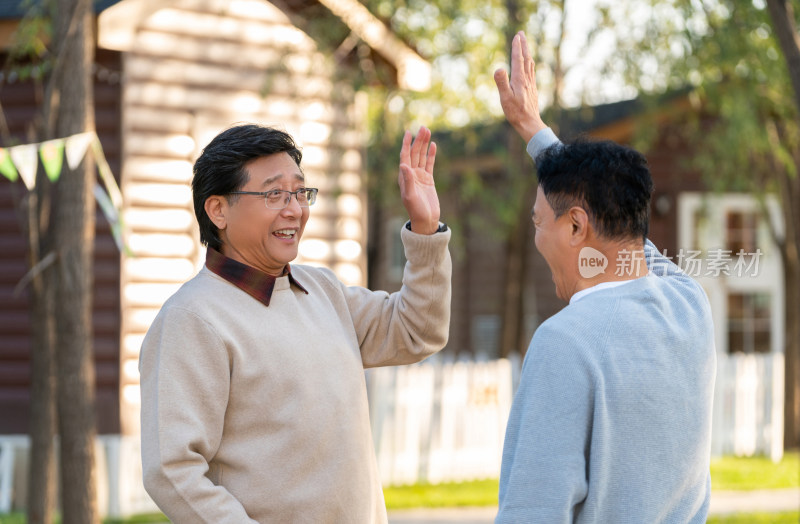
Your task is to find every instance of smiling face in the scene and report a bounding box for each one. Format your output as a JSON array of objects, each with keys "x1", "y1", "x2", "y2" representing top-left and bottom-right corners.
[
  {"x1": 213, "y1": 152, "x2": 309, "y2": 276},
  {"x1": 532, "y1": 186, "x2": 578, "y2": 302}
]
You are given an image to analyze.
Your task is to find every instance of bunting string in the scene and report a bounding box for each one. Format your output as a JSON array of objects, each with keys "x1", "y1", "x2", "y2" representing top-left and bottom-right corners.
[{"x1": 0, "y1": 132, "x2": 126, "y2": 253}]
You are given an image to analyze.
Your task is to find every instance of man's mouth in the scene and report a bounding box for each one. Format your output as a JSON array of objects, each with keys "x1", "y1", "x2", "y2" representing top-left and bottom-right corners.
[{"x1": 273, "y1": 228, "x2": 297, "y2": 239}]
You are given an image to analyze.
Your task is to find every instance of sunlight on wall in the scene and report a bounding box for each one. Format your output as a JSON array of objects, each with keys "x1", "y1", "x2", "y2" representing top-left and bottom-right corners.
[
  {"x1": 300, "y1": 122, "x2": 331, "y2": 144},
  {"x1": 122, "y1": 359, "x2": 139, "y2": 383},
  {"x1": 299, "y1": 238, "x2": 332, "y2": 260},
  {"x1": 122, "y1": 384, "x2": 139, "y2": 406},
  {"x1": 126, "y1": 309, "x2": 159, "y2": 334},
  {"x1": 124, "y1": 283, "x2": 182, "y2": 308},
  {"x1": 265, "y1": 99, "x2": 298, "y2": 119},
  {"x1": 125, "y1": 209, "x2": 195, "y2": 232},
  {"x1": 338, "y1": 173, "x2": 361, "y2": 192},
  {"x1": 300, "y1": 145, "x2": 326, "y2": 168},
  {"x1": 341, "y1": 149, "x2": 362, "y2": 170},
  {"x1": 337, "y1": 194, "x2": 362, "y2": 217},
  {"x1": 166, "y1": 135, "x2": 196, "y2": 156},
  {"x1": 228, "y1": 0, "x2": 282, "y2": 21},
  {"x1": 298, "y1": 101, "x2": 329, "y2": 120},
  {"x1": 337, "y1": 217, "x2": 362, "y2": 239},
  {"x1": 333, "y1": 263, "x2": 362, "y2": 286},
  {"x1": 126, "y1": 183, "x2": 192, "y2": 207},
  {"x1": 231, "y1": 93, "x2": 262, "y2": 114},
  {"x1": 128, "y1": 233, "x2": 195, "y2": 257},
  {"x1": 125, "y1": 258, "x2": 196, "y2": 282},
  {"x1": 125, "y1": 159, "x2": 193, "y2": 183},
  {"x1": 122, "y1": 334, "x2": 144, "y2": 360},
  {"x1": 335, "y1": 239, "x2": 361, "y2": 261}
]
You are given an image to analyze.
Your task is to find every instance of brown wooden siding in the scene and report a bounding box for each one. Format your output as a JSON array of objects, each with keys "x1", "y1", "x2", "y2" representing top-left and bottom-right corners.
[{"x1": 0, "y1": 48, "x2": 123, "y2": 435}]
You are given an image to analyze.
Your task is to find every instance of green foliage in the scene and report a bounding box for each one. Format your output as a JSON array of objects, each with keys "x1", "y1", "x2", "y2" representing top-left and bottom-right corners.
[
  {"x1": 3, "y1": 0, "x2": 54, "y2": 82},
  {"x1": 625, "y1": 0, "x2": 799, "y2": 195}
]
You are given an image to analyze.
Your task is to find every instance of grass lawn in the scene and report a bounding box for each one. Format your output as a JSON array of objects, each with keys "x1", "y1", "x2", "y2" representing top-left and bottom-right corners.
[
  {"x1": 383, "y1": 452, "x2": 799, "y2": 509},
  {"x1": 706, "y1": 511, "x2": 800, "y2": 523},
  {"x1": 710, "y1": 451, "x2": 799, "y2": 490},
  {"x1": 384, "y1": 478, "x2": 500, "y2": 509}
]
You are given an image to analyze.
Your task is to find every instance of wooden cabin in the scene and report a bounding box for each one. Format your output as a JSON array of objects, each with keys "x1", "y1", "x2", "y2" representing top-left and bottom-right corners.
[{"x1": 0, "y1": 0, "x2": 429, "y2": 515}]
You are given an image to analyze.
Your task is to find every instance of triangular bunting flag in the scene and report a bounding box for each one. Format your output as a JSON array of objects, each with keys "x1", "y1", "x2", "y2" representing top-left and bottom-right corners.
[
  {"x1": 65, "y1": 132, "x2": 94, "y2": 170},
  {"x1": 94, "y1": 182, "x2": 118, "y2": 222},
  {"x1": 39, "y1": 138, "x2": 65, "y2": 182},
  {"x1": 94, "y1": 183, "x2": 126, "y2": 253},
  {"x1": 10, "y1": 143, "x2": 39, "y2": 189},
  {"x1": 91, "y1": 135, "x2": 123, "y2": 209},
  {"x1": 0, "y1": 148, "x2": 18, "y2": 182}
]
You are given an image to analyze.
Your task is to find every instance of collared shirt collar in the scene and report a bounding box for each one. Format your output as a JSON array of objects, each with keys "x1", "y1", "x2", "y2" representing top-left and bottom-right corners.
[
  {"x1": 569, "y1": 273, "x2": 653, "y2": 305},
  {"x1": 205, "y1": 247, "x2": 308, "y2": 307}
]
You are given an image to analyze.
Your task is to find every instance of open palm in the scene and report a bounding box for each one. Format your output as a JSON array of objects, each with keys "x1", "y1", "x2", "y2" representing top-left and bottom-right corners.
[{"x1": 398, "y1": 126, "x2": 440, "y2": 235}]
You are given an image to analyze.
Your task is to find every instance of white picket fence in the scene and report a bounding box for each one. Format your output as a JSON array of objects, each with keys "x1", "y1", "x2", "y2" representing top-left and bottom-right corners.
[
  {"x1": 366, "y1": 356, "x2": 516, "y2": 486},
  {"x1": 711, "y1": 352, "x2": 784, "y2": 462},
  {"x1": 367, "y1": 351, "x2": 785, "y2": 486}
]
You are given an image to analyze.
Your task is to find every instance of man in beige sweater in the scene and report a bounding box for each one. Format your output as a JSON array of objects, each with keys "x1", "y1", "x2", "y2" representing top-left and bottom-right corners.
[{"x1": 139, "y1": 123, "x2": 451, "y2": 523}]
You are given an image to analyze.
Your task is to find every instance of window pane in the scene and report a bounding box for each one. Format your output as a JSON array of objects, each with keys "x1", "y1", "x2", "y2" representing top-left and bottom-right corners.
[
  {"x1": 727, "y1": 292, "x2": 771, "y2": 354},
  {"x1": 725, "y1": 210, "x2": 758, "y2": 254}
]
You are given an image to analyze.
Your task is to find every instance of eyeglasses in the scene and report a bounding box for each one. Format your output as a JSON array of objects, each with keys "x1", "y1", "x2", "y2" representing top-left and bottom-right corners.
[{"x1": 229, "y1": 188, "x2": 318, "y2": 209}]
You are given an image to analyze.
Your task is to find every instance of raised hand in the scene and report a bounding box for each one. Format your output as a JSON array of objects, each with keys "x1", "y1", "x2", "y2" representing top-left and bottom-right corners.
[
  {"x1": 493, "y1": 31, "x2": 547, "y2": 143},
  {"x1": 398, "y1": 126, "x2": 440, "y2": 235}
]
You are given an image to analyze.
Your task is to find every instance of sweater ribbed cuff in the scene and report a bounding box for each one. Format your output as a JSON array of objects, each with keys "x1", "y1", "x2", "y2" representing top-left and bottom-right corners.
[{"x1": 525, "y1": 127, "x2": 560, "y2": 163}]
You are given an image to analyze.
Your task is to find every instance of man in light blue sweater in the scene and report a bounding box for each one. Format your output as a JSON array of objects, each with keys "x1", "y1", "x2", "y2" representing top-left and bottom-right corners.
[{"x1": 492, "y1": 32, "x2": 716, "y2": 523}]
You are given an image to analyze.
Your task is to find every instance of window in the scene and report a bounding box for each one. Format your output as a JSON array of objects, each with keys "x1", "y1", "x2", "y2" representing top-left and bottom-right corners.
[
  {"x1": 727, "y1": 292, "x2": 771, "y2": 354},
  {"x1": 692, "y1": 208, "x2": 708, "y2": 252},
  {"x1": 726, "y1": 210, "x2": 759, "y2": 255}
]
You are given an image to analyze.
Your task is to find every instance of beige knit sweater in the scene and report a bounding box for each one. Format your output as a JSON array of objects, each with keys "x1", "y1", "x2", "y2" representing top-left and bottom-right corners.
[{"x1": 139, "y1": 226, "x2": 451, "y2": 523}]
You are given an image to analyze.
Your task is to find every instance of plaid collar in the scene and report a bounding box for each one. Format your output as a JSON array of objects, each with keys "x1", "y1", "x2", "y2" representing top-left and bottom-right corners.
[{"x1": 205, "y1": 248, "x2": 308, "y2": 307}]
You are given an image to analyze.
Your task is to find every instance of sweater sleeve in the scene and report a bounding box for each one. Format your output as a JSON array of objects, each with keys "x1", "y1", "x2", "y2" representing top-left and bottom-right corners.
[
  {"x1": 340, "y1": 223, "x2": 452, "y2": 368},
  {"x1": 496, "y1": 322, "x2": 593, "y2": 523},
  {"x1": 139, "y1": 306, "x2": 258, "y2": 524},
  {"x1": 526, "y1": 127, "x2": 561, "y2": 163}
]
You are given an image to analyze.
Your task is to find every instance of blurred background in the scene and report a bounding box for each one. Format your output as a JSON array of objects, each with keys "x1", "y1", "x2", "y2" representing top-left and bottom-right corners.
[{"x1": 0, "y1": 0, "x2": 797, "y2": 522}]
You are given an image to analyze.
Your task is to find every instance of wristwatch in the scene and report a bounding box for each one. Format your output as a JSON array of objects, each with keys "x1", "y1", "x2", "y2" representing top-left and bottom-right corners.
[{"x1": 405, "y1": 221, "x2": 448, "y2": 233}]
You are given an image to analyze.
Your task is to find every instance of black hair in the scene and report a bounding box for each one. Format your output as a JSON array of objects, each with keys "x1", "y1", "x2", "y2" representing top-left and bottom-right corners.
[
  {"x1": 192, "y1": 124, "x2": 303, "y2": 251},
  {"x1": 535, "y1": 138, "x2": 654, "y2": 241}
]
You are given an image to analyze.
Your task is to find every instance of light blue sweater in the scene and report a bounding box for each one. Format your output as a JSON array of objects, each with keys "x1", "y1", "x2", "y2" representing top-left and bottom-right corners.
[{"x1": 496, "y1": 129, "x2": 716, "y2": 523}]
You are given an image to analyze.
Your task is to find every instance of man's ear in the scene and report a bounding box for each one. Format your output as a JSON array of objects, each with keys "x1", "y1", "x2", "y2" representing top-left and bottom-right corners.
[
  {"x1": 204, "y1": 195, "x2": 227, "y2": 230},
  {"x1": 567, "y1": 206, "x2": 589, "y2": 246}
]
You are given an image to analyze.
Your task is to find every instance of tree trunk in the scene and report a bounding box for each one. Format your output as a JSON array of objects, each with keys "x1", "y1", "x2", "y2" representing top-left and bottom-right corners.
[
  {"x1": 765, "y1": 0, "x2": 800, "y2": 451},
  {"x1": 782, "y1": 243, "x2": 800, "y2": 450},
  {"x1": 25, "y1": 177, "x2": 57, "y2": 524},
  {"x1": 766, "y1": 0, "x2": 800, "y2": 114},
  {"x1": 50, "y1": 0, "x2": 99, "y2": 521},
  {"x1": 499, "y1": 132, "x2": 536, "y2": 357},
  {"x1": 777, "y1": 158, "x2": 800, "y2": 450}
]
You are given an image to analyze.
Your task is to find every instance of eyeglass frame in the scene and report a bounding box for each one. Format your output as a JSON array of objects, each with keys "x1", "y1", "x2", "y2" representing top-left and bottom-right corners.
[{"x1": 228, "y1": 188, "x2": 319, "y2": 209}]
